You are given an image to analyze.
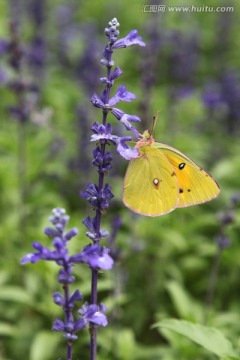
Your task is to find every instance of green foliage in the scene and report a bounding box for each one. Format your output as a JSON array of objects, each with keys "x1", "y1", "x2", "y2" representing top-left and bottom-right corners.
[{"x1": 154, "y1": 319, "x2": 239, "y2": 359}]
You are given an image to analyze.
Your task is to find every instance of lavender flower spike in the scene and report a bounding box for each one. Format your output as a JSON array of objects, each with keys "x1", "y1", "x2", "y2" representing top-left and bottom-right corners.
[
  {"x1": 21, "y1": 209, "x2": 85, "y2": 359},
  {"x1": 81, "y1": 18, "x2": 144, "y2": 359}
]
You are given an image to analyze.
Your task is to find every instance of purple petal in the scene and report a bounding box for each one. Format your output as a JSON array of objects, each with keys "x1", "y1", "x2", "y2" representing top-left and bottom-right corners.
[
  {"x1": 20, "y1": 252, "x2": 42, "y2": 264},
  {"x1": 74, "y1": 318, "x2": 86, "y2": 331},
  {"x1": 64, "y1": 228, "x2": 78, "y2": 241},
  {"x1": 44, "y1": 227, "x2": 59, "y2": 237},
  {"x1": 90, "y1": 93, "x2": 104, "y2": 108},
  {"x1": 113, "y1": 30, "x2": 146, "y2": 49},
  {"x1": 53, "y1": 318, "x2": 65, "y2": 332},
  {"x1": 116, "y1": 137, "x2": 139, "y2": 160},
  {"x1": 70, "y1": 244, "x2": 114, "y2": 270},
  {"x1": 82, "y1": 216, "x2": 95, "y2": 232},
  {"x1": 110, "y1": 107, "x2": 124, "y2": 120},
  {"x1": 110, "y1": 66, "x2": 123, "y2": 80},
  {"x1": 69, "y1": 289, "x2": 83, "y2": 304},
  {"x1": 53, "y1": 292, "x2": 65, "y2": 306},
  {"x1": 119, "y1": 113, "x2": 141, "y2": 130},
  {"x1": 109, "y1": 85, "x2": 136, "y2": 106},
  {"x1": 90, "y1": 310, "x2": 108, "y2": 327}
]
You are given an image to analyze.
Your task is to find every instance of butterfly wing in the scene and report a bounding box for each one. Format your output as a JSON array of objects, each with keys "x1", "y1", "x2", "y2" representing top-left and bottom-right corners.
[
  {"x1": 123, "y1": 146, "x2": 179, "y2": 216},
  {"x1": 154, "y1": 142, "x2": 220, "y2": 207}
]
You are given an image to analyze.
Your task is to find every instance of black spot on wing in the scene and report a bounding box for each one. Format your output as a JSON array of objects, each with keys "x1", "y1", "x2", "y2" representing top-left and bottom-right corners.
[{"x1": 179, "y1": 163, "x2": 186, "y2": 170}]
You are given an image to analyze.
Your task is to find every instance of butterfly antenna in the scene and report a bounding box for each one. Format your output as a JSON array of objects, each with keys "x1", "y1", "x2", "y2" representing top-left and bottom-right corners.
[{"x1": 151, "y1": 111, "x2": 159, "y2": 134}]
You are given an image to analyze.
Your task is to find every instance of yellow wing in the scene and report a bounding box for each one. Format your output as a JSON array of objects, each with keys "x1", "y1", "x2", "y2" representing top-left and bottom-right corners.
[
  {"x1": 154, "y1": 142, "x2": 220, "y2": 208},
  {"x1": 123, "y1": 146, "x2": 179, "y2": 216}
]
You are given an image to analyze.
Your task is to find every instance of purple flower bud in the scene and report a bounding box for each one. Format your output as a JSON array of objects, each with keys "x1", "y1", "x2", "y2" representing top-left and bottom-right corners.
[
  {"x1": 90, "y1": 93, "x2": 105, "y2": 108},
  {"x1": 110, "y1": 66, "x2": 123, "y2": 81},
  {"x1": 80, "y1": 183, "x2": 114, "y2": 211},
  {"x1": 64, "y1": 228, "x2": 79, "y2": 241},
  {"x1": 53, "y1": 292, "x2": 65, "y2": 306},
  {"x1": 44, "y1": 227, "x2": 60, "y2": 237},
  {"x1": 82, "y1": 216, "x2": 96, "y2": 232},
  {"x1": 58, "y1": 267, "x2": 75, "y2": 284},
  {"x1": 49, "y1": 208, "x2": 69, "y2": 230},
  {"x1": 92, "y1": 147, "x2": 112, "y2": 172},
  {"x1": 53, "y1": 318, "x2": 65, "y2": 332},
  {"x1": 64, "y1": 333, "x2": 78, "y2": 341},
  {"x1": 69, "y1": 290, "x2": 83, "y2": 305}
]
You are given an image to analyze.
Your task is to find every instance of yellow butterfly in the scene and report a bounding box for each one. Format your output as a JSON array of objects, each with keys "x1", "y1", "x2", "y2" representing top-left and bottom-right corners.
[{"x1": 123, "y1": 129, "x2": 220, "y2": 216}]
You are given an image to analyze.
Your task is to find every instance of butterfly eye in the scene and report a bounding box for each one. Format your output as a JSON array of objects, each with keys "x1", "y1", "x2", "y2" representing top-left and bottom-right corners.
[{"x1": 179, "y1": 163, "x2": 186, "y2": 170}]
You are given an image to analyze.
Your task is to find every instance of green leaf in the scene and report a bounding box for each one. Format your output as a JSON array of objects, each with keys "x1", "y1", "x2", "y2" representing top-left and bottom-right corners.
[
  {"x1": 0, "y1": 322, "x2": 17, "y2": 336},
  {"x1": 30, "y1": 331, "x2": 61, "y2": 360},
  {"x1": 166, "y1": 281, "x2": 202, "y2": 321},
  {"x1": 0, "y1": 286, "x2": 33, "y2": 304},
  {"x1": 154, "y1": 319, "x2": 239, "y2": 359}
]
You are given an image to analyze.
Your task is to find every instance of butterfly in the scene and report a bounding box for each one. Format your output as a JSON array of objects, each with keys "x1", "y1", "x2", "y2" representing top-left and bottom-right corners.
[{"x1": 123, "y1": 129, "x2": 220, "y2": 216}]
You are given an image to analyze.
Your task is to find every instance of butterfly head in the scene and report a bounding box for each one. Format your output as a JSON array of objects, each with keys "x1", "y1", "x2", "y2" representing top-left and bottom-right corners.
[{"x1": 136, "y1": 130, "x2": 155, "y2": 148}]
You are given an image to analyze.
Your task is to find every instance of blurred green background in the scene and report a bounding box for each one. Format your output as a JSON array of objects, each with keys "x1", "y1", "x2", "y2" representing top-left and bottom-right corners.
[{"x1": 0, "y1": 0, "x2": 240, "y2": 359}]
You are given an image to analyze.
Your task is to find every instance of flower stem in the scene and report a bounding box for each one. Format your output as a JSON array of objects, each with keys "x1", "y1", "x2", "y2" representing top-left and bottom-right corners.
[{"x1": 63, "y1": 277, "x2": 73, "y2": 360}]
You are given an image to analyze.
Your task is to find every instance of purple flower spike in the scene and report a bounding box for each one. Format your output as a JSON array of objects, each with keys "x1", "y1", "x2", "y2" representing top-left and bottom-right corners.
[
  {"x1": 70, "y1": 243, "x2": 114, "y2": 271},
  {"x1": 113, "y1": 30, "x2": 146, "y2": 49}
]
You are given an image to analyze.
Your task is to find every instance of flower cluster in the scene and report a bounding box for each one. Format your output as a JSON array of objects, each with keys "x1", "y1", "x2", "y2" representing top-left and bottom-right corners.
[
  {"x1": 0, "y1": 23, "x2": 40, "y2": 123},
  {"x1": 81, "y1": 18, "x2": 145, "y2": 224},
  {"x1": 21, "y1": 208, "x2": 109, "y2": 342},
  {"x1": 202, "y1": 70, "x2": 240, "y2": 134},
  {"x1": 79, "y1": 18, "x2": 145, "y2": 358}
]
